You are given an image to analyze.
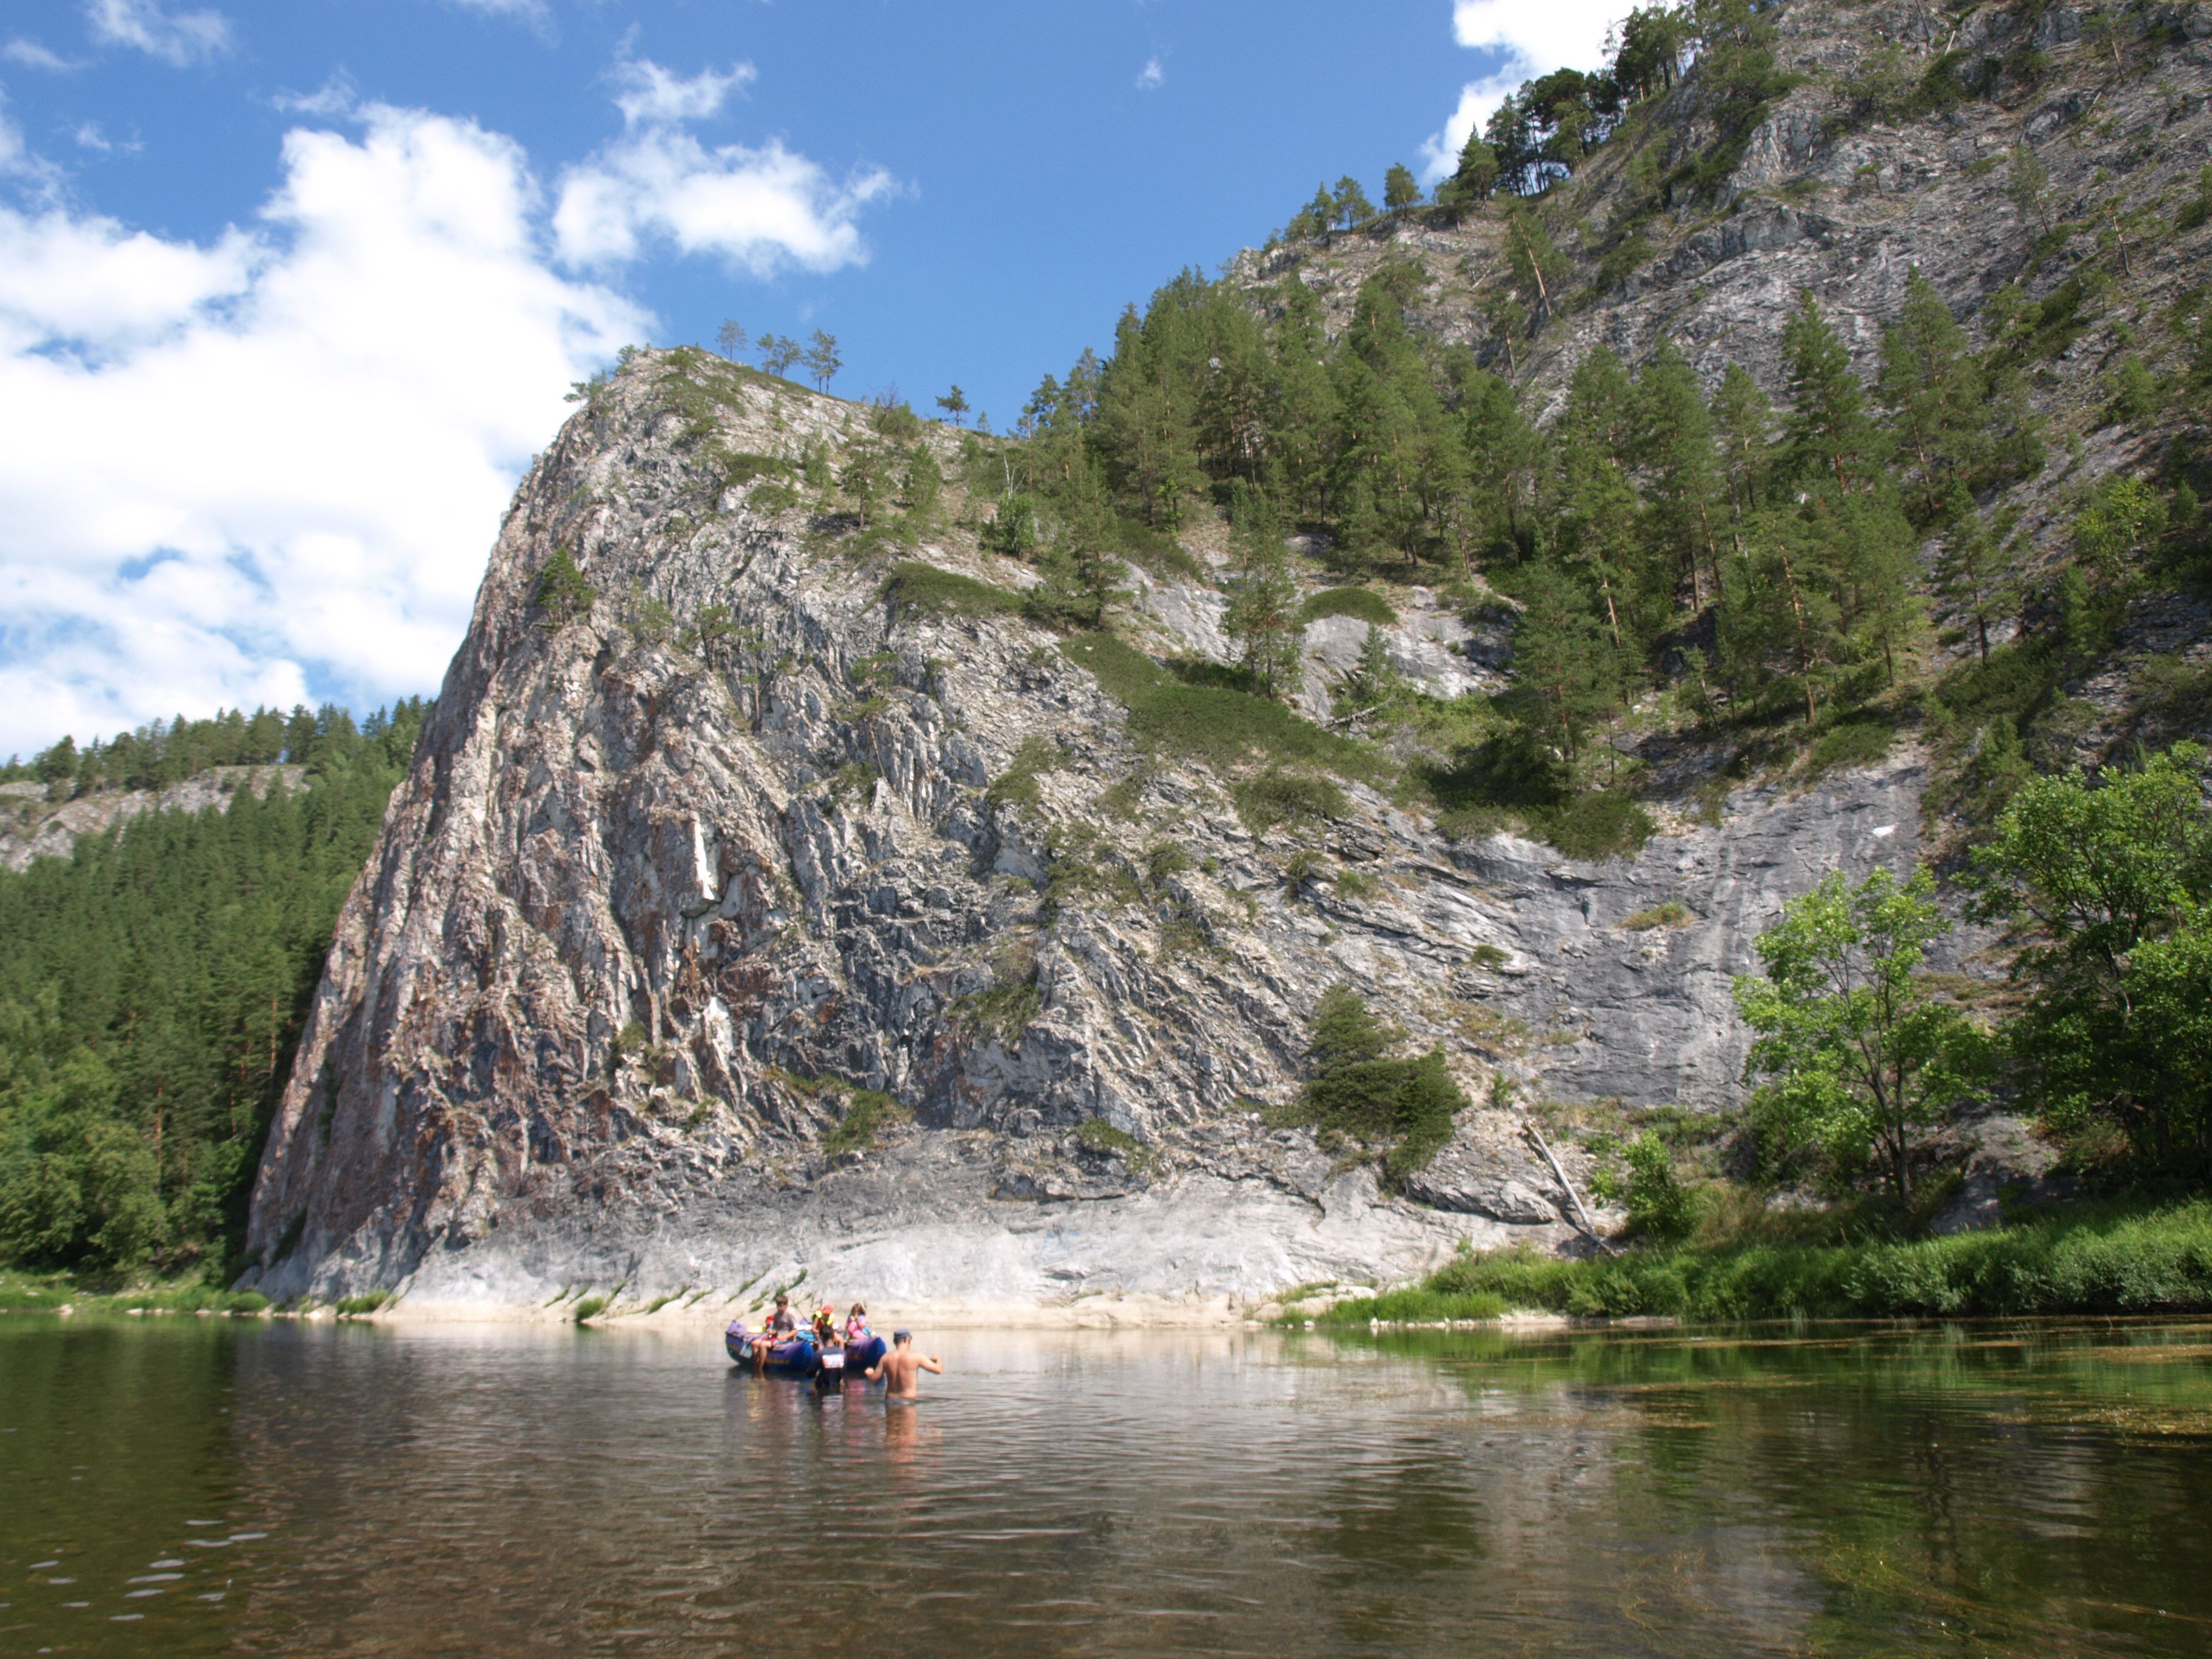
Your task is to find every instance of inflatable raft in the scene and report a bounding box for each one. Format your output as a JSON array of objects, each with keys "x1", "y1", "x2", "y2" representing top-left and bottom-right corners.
[{"x1": 725, "y1": 1324, "x2": 888, "y2": 1389}]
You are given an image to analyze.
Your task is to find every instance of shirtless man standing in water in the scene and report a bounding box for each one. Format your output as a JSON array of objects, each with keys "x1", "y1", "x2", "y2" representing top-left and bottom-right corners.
[{"x1": 863, "y1": 1330, "x2": 943, "y2": 1399}]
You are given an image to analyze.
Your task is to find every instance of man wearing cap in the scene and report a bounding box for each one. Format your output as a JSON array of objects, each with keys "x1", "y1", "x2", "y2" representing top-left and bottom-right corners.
[{"x1": 863, "y1": 1330, "x2": 943, "y2": 1401}]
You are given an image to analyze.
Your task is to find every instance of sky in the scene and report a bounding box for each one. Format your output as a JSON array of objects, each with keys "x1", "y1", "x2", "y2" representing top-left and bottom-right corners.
[{"x1": 0, "y1": 0, "x2": 1634, "y2": 761}]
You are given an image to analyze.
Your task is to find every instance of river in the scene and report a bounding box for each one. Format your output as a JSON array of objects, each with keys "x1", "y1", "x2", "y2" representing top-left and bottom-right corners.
[{"x1": 3, "y1": 1315, "x2": 2209, "y2": 1656}]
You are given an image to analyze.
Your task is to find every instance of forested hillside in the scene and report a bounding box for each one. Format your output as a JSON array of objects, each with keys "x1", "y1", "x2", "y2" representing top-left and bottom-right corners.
[
  {"x1": 978, "y1": 0, "x2": 2212, "y2": 858},
  {"x1": 0, "y1": 703, "x2": 427, "y2": 1276}
]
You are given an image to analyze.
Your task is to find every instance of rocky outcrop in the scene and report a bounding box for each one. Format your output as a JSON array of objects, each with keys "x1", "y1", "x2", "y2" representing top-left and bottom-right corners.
[
  {"x1": 241, "y1": 352, "x2": 1957, "y2": 1312},
  {"x1": 0, "y1": 766, "x2": 306, "y2": 872}
]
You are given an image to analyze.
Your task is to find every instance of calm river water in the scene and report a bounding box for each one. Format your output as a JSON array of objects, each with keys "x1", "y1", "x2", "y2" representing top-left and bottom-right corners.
[{"x1": 3, "y1": 1315, "x2": 2210, "y2": 1656}]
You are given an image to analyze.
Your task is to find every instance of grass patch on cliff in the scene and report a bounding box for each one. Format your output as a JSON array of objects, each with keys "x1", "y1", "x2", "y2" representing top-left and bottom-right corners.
[
  {"x1": 823, "y1": 1088, "x2": 910, "y2": 1157},
  {"x1": 1327, "y1": 1202, "x2": 2212, "y2": 1322},
  {"x1": 1298, "y1": 586, "x2": 1397, "y2": 628},
  {"x1": 1059, "y1": 632, "x2": 1388, "y2": 791},
  {"x1": 882, "y1": 561, "x2": 1022, "y2": 623}
]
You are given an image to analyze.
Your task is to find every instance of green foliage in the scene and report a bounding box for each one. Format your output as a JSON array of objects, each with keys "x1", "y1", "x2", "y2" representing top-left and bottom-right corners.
[
  {"x1": 1538, "y1": 789, "x2": 1655, "y2": 860},
  {"x1": 1220, "y1": 486, "x2": 1303, "y2": 697},
  {"x1": 881, "y1": 561, "x2": 1022, "y2": 623},
  {"x1": 1337, "y1": 1201, "x2": 2212, "y2": 1320},
  {"x1": 1735, "y1": 866, "x2": 1987, "y2": 1203},
  {"x1": 1802, "y1": 711, "x2": 1900, "y2": 780},
  {"x1": 1622, "y1": 900, "x2": 1689, "y2": 931},
  {"x1": 1970, "y1": 743, "x2": 2212, "y2": 1183},
  {"x1": 1283, "y1": 985, "x2": 1469, "y2": 1182},
  {"x1": 533, "y1": 546, "x2": 596, "y2": 629},
  {"x1": 1075, "y1": 1118, "x2": 1143, "y2": 1158},
  {"x1": 571, "y1": 1295, "x2": 609, "y2": 1323},
  {"x1": 987, "y1": 735, "x2": 1059, "y2": 811},
  {"x1": 1059, "y1": 634, "x2": 1385, "y2": 785},
  {"x1": 0, "y1": 703, "x2": 429, "y2": 1275},
  {"x1": 2073, "y1": 474, "x2": 2169, "y2": 577},
  {"x1": 1232, "y1": 768, "x2": 1349, "y2": 833},
  {"x1": 823, "y1": 1088, "x2": 908, "y2": 1158},
  {"x1": 1619, "y1": 1130, "x2": 1698, "y2": 1239},
  {"x1": 1297, "y1": 586, "x2": 1397, "y2": 627},
  {"x1": 335, "y1": 1290, "x2": 389, "y2": 1315},
  {"x1": 950, "y1": 950, "x2": 1042, "y2": 1045}
]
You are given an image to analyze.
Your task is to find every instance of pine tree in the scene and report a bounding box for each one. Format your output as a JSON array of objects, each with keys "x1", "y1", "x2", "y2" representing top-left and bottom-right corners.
[
  {"x1": 1509, "y1": 561, "x2": 1621, "y2": 760},
  {"x1": 1876, "y1": 269, "x2": 1989, "y2": 525},
  {"x1": 1711, "y1": 363, "x2": 1776, "y2": 535},
  {"x1": 1635, "y1": 338, "x2": 1726, "y2": 608},
  {"x1": 1932, "y1": 486, "x2": 2025, "y2": 662},
  {"x1": 1332, "y1": 175, "x2": 1377, "y2": 228},
  {"x1": 1222, "y1": 484, "x2": 1303, "y2": 699},
  {"x1": 1502, "y1": 202, "x2": 1570, "y2": 326},
  {"x1": 803, "y1": 329, "x2": 843, "y2": 392},
  {"x1": 934, "y1": 386, "x2": 969, "y2": 426},
  {"x1": 715, "y1": 319, "x2": 748, "y2": 359},
  {"x1": 1382, "y1": 164, "x2": 1423, "y2": 212},
  {"x1": 1781, "y1": 290, "x2": 1881, "y2": 494}
]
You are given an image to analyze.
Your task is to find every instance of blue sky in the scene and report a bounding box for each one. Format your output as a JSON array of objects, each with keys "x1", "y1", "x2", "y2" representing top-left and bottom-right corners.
[{"x1": 0, "y1": 0, "x2": 1627, "y2": 758}]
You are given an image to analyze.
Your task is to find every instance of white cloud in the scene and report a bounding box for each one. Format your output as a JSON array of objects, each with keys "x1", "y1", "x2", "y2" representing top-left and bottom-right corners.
[
  {"x1": 553, "y1": 93, "x2": 892, "y2": 275},
  {"x1": 612, "y1": 58, "x2": 756, "y2": 128},
  {"x1": 0, "y1": 105, "x2": 648, "y2": 756},
  {"x1": 1136, "y1": 56, "x2": 1164, "y2": 91},
  {"x1": 74, "y1": 121, "x2": 139, "y2": 153},
  {"x1": 83, "y1": 0, "x2": 233, "y2": 67},
  {"x1": 1418, "y1": 0, "x2": 1631, "y2": 179},
  {"x1": 5, "y1": 39, "x2": 82, "y2": 72}
]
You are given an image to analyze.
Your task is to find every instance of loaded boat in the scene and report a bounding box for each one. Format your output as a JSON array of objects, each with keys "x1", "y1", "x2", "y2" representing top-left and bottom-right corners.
[{"x1": 726, "y1": 1321, "x2": 887, "y2": 1389}]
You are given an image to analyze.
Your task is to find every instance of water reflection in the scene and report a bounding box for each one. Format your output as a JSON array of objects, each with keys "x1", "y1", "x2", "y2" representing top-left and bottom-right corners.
[{"x1": 1, "y1": 1317, "x2": 2208, "y2": 1655}]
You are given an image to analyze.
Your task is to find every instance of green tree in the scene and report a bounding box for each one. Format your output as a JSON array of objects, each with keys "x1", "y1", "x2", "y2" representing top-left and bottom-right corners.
[
  {"x1": 803, "y1": 329, "x2": 843, "y2": 392},
  {"x1": 1382, "y1": 163, "x2": 1423, "y2": 212},
  {"x1": 1439, "y1": 133, "x2": 1501, "y2": 209},
  {"x1": 1734, "y1": 865, "x2": 1986, "y2": 1205},
  {"x1": 1875, "y1": 268, "x2": 1990, "y2": 523},
  {"x1": 1635, "y1": 337, "x2": 1726, "y2": 609},
  {"x1": 1298, "y1": 985, "x2": 1468, "y2": 1182},
  {"x1": 532, "y1": 546, "x2": 595, "y2": 630},
  {"x1": 715, "y1": 318, "x2": 747, "y2": 359},
  {"x1": 1508, "y1": 560, "x2": 1621, "y2": 760},
  {"x1": 2073, "y1": 474, "x2": 2168, "y2": 577},
  {"x1": 1970, "y1": 743, "x2": 2212, "y2": 1182},
  {"x1": 1931, "y1": 487, "x2": 2025, "y2": 662},
  {"x1": 1332, "y1": 175, "x2": 1376, "y2": 228},
  {"x1": 756, "y1": 333, "x2": 803, "y2": 378},
  {"x1": 1501, "y1": 201, "x2": 1569, "y2": 326},
  {"x1": 1221, "y1": 485, "x2": 1303, "y2": 698},
  {"x1": 934, "y1": 385, "x2": 969, "y2": 426},
  {"x1": 1781, "y1": 289, "x2": 1881, "y2": 494}
]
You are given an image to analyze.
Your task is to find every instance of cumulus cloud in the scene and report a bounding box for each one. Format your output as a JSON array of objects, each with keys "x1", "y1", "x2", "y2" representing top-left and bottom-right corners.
[
  {"x1": 1136, "y1": 56, "x2": 1164, "y2": 91},
  {"x1": 83, "y1": 0, "x2": 233, "y2": 67},
  {"x1": 554, "y1": 59, "x2": 891, "y2": 275},
  {"x1": 1418, "y1": 0, "x2": 1631, "y2": 179},
  {"x1": 612, "y1": 58, "x2": 755, "y2": 127},
  {"x1": 0, "y1": 106, "x2": 647, "y2": 756}
]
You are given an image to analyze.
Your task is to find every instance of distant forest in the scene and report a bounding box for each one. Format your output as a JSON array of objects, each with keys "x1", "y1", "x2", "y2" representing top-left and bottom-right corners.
[{"x1": 0, "y1": 702, "x2": 428, "y2": 1278}]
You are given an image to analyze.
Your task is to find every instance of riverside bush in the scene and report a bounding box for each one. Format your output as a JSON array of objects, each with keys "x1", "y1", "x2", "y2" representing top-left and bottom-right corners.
[{"x1": 1330, "y1": 1202, "x2": 2212, "y2": 1321}]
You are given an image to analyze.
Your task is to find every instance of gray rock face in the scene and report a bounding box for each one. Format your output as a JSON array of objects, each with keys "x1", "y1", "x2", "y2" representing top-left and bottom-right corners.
[
  {"x1": 240, "y1": 354, "x2": 1968, "y2": 1313},
  {"x1": 0, "y1": 765, "x2": 306, "y2": 872}
]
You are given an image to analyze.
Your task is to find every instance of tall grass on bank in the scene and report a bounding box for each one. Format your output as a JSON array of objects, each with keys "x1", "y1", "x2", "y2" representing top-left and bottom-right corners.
[{"x1": 1329, "y1": 1202, "x2": 2212, "y2": 1322}]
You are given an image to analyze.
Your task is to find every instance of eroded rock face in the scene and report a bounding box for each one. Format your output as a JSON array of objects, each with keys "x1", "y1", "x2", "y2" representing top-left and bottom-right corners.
[
  {"x1": 241, "y1": 358, "x2": 1957, "y2": 1311},
  {"x1": 0, "y1": 766, "x2": 305, "y2": 873}
]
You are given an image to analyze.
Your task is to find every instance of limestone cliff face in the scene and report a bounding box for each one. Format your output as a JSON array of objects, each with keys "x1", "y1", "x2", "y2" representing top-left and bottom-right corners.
[{"x1": 241, "y1": 357, "x2": 1942, "y2": 1310}]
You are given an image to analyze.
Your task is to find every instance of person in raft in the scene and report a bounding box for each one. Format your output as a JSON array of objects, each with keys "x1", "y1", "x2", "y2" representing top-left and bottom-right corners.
[
  {"x1": 844, "y1": 1303, "x2": 871, "y2": 1345},
  {"x1": 864, "y1": 1331, "x2": 943, "y2": 1401},
  {"x1": 811, "y1": 1305, "x2": 839, "y2": 1348},
  {"x1": 750, "y1": 1292, "x2": 798, "y2": 1369}
]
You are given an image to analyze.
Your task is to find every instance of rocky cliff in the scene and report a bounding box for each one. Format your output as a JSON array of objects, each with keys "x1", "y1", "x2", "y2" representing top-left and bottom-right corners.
[
  {"x1": 239, "y1": 353, "x2": 1952, "y2": 1314},
  {"x1": 243, "y1": 0, "x2": 2205, "y2": 1314},
  {"x1": 0, "y1": 766, "x2": 306, "y2": 873}
]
